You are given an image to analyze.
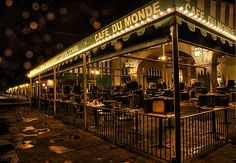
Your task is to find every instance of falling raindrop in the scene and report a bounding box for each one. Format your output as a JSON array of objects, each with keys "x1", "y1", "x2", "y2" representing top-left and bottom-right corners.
[
  {"x1": 23, "y1": 61, "x2": 32, "y2": 69},
  {"x1": 32, "y1": 2, "x2": 40, "y2": 11},
  {"x1": 43, "y1": 33, "x2": 51, "y2": 41},
  {"x1": 56, "y1": 43, "x2": 64, "y2": 50},
  {"x1": 22, "y1": 27, "x2": 31, "y2": 34},
  {"x1": 5, "y1": 28, "x2": 14, "y2": 36},
  {"x1": 59, "y1": 7, "x2": 68, "y2": 15},
  {"x1": 22, "y1": 11, "x2": 30, "y2": 19},
  {"x1": 41, "y1": 3, "x2": 48, "y2": 11},
  {"x1": 5, "y1": 0, "x2": 13, "y2": 7},
  {"x1": 25, "y1": 51, "x2": 34, "y2": 59},
  {"x1": 46, "y1": 12, "x2": 55, "y2": 21},
  {"x1": 93, "y1": 20, "x2": 101, "y2": 29},
  {"x1": 4, "y1": 48, "x2": 13, "y2": 57},
  {"x1": 30, "y1": 21, "x2": 38, "y2": 30}
]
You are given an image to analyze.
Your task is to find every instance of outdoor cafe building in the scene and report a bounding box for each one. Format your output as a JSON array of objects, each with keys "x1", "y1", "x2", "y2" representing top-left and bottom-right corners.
[{"x1": 10, "y1": 0, "x2": 236, "y2": 162}]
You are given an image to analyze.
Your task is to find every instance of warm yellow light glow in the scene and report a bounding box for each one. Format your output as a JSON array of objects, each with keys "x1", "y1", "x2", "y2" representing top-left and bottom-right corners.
[
  {"x1": 167, "y1": 8, "x2": 172, "y2": 13},
  {"x1": 178, "y1": 7, "x2": 183, "y2": 11},
  {"x1": 95, "y1": 70, "x2": 99, "y2": 75}
]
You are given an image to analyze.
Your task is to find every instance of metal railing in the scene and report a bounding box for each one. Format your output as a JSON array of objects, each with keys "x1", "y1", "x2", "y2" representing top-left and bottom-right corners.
[
  {"x1": 33, "y1": 99, "x2": 236, "y2": 162},
  {"x1": 84, "y1": 107, "x2": 174, "y2": 161},
  {"x1": 181, "y1": 108, "x2": 236, "y2": 162}
]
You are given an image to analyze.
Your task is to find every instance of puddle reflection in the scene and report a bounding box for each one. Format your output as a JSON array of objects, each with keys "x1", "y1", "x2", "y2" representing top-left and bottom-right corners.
[
  {"x1": 16, "y1": 140, "x2": 34, "y2": 149},
  {"x1": 22, "y1": 117, "x2": 38, "y2": 122},
  {"x1": 49, "y1": 135, "x2": 81, "y2": 143},
  {"x1": 22, "y1": 126, "x2": 35, "y2": 132},
  {"x1": 49, "y1": 146, "x2": 73, "y2": 154}
]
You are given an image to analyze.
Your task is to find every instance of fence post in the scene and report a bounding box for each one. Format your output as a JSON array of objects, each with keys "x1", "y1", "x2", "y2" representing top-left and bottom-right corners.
[
  {"x1": 224, "y1": 109, "x2": 228, "y2": 142},
  {"x1": 135, "y1": 111, "x2": 138, "y2": 134},
  {"x1": 212, "y1": 111, "x2": 216, "y2": 140}
]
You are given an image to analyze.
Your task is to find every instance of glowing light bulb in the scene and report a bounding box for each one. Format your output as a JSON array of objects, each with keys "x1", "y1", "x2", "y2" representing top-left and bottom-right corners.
[
  {"x1": 167, "y1": 8, "x2": 172, "y2": 12},
  {"x1": 178, "y1": 7, "x2": 183, "y2": 11}
]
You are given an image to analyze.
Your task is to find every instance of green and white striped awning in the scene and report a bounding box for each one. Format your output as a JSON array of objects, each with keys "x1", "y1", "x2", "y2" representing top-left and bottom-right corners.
[{"x1": 27, "y1": 0, "x2": 235, "y2": 78}]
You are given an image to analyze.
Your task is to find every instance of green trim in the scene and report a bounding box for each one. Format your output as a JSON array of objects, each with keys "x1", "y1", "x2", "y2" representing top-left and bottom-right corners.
[
  {"x1": 220, "y1": 38, "x2": 226, "y2": 44},
  {"x1": 111, "y1": 40, "x2": 117, "y2": 46},
  {"x1": 200, "y1": 28, "x2": 208, "y2": 37},
  {"x1": 187, "y1": 22, "x2": 196, "y2": 32},
  {"x1": 176, "y1": 16, "x2": 235, "y2": 45},
  {"x1": 137, "y1": 28, "x2": 146, "y2": 36},
  {"x1": 123, "y1": 34, "x2": 130, "y2": 41},
  {"x1": 101, "y1": 44, "x2": 106, "y2": 50}
]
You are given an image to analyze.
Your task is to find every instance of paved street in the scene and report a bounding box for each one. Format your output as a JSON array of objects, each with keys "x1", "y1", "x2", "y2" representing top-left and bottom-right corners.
[
  {"x1": 0, "y1": 106, "x2": 159, "y2": 163},
  {"x1": 1, "y1": 104, "x2": 236, "y2": 163}
]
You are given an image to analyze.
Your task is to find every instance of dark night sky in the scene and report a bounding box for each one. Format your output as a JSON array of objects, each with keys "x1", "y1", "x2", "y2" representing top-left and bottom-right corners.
[{"x1": 0, "y1": 0, "x2": 234, "y2": 90}]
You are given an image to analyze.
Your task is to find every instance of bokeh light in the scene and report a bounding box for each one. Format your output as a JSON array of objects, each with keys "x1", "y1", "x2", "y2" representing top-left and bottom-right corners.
[
  {"x1": 5, "y1": 0, "x2": 13, "y2": 7},
  {"x1": 25, "y1": 51, "x2": 34, "y2": 59},
  {"x1": 22, "y1": 11, "x2": 30, "y2": 19},
  {"x1": 0, "y1": 57, "x2": 8, "y2": 68},
  {"x1": 4, "y1": 48, "x2": 13, "y2": 57},
  {"x1": 32, "y1": 2, "x2": 40, "y2": 11},
  {"x1": 46, "y1": 12, "x2": 55, "y2": 21},
  {"x1": 43, "y1": 33, "x2": 51, "y2": 42},
  {"x1": 5, "y1": 28, "x2": 14, "y2": 36},
  {"x1": 41, "y1": 3, "x2": 48, "y2": 11},
  {"x1": 93, "y1": 20, "x2": 101, "y2": 29},
  {"x1": 59, "y1": 7, "x2": 68, "y2": 15},
  {"x1": 22, "y1": 27, "x2": 31, "y2": 34},
  {"x1": 30, "y1": 21, "x2": 38, "y2": 30},
  {"x1": 23, "y1": 61, "x2": 32, "y2": 69},
  {"x1": 56, "y1": 43, "x2": 64, "y2": 50},
  {"x1": 114, "y1": 41, "x2": 123, "y2": 51}
]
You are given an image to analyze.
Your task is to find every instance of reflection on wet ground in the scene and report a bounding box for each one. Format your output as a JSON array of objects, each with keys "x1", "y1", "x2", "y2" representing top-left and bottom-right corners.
[
  {"x1": 22, "y1": 126, "x2": 35, "y2": 132},
  {"x1": 49, "y1": 135, "x2": 81, "y2": 143},
  {"x1": 0, "y1": 106, "x2": 164, "y2": 163},
  {"x1": 49, "y1": 145, "x2": 73, "y2": 154},
  {"x1": 22, "y1": 117, "x2": 38, "y2": 122},
  {"x1": 21, "y1": 126, "x2": 50, "y2": 136},
  {"x1": 16, "y1": 140, "x2": 34, "y2": 149}
]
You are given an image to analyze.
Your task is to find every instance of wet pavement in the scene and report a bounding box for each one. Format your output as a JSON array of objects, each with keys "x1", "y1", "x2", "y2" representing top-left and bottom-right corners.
[
  {"x1": 0, "y1": 106, "x2": 159, "y2": 163},
  {"x1": 0, "y1": 104, "x2": 236, "y2": 163},
  {"x1": 192, "y1": 143, "x2": 236, "y2": 163}
]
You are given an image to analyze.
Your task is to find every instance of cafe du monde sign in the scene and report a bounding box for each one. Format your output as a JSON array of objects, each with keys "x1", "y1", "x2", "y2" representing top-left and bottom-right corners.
[{"x1": 94, "y1": 1, "x2": 161, "y2": 42}]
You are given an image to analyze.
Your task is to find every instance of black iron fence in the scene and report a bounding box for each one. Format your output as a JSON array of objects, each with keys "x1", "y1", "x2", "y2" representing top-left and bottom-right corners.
[
  {"x1": 33, "y1": 99, "x2": 236, "y2": 162},
  {"x1": 84, "y1": 107, "x2": 174, "y2": 161},
  {"x1": 181, "y1": 108, "x2": 236, "y2": 162}
]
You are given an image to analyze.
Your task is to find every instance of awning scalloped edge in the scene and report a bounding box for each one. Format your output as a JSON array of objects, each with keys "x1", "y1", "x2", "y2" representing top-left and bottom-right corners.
[{"x1": 177, "y1": 16, "x2": 235, "y2": 47}]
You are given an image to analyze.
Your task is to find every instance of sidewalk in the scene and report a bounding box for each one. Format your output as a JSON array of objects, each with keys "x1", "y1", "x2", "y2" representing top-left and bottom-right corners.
[
  {"x1": 1, "y1": 106, "x2": 236, "y2": 163},
  {"x1": 193, "y1": 143, "x2": 236, "y2": 163},
  {"x1": 0, "y1": 106, "x2": 160, "y2": 163}
]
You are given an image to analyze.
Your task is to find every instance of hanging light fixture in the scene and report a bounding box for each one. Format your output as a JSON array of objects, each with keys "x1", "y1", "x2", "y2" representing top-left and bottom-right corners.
[{"x1": 193, "y1": 47, "x2": 202, "y2": 57}]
